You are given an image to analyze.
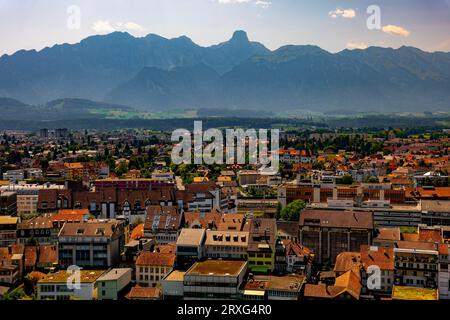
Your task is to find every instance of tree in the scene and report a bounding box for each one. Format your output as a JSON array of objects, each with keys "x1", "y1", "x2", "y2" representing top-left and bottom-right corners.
[
  {"x1": 280, "y1": 200, "x2": 306, "y2": 221},
  {"x1": 339, "y1": 175, "x2": 354, "y2": 185}
]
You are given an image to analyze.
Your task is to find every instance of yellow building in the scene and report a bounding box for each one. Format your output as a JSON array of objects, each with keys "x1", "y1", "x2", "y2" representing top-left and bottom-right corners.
[{"x1": 247, "y1": 218, "x2": 277, "y2": 274}]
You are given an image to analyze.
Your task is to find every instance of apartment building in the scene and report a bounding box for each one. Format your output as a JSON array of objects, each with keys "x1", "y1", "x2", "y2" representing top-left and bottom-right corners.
[
  {"x1": 204, "y1": 230, "x2": 248, "y2": 260},
  {"x1": 299, "y1": 209, "x2": 373, "y2": 263},
  {"x1": 17, "y1": 214, "x2": 58, "y2": 245},
  {"x1": 58, "y1": 220, "x2": 126, "y2": 268},
  {"x1": 394, "y1": 241, "x2": 439, "y2": 289},
  {"x1": 143, "y1": 206, "x2": 182, "y2": 244},
  {"x1": 135, "y1": 251, "x2": 176, "y2": 287}
]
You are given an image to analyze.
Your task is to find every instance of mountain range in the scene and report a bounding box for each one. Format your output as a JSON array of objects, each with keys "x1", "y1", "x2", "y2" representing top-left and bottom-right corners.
[{"x1": 1, "y1": 30, "x2": 450, "y2": 113}]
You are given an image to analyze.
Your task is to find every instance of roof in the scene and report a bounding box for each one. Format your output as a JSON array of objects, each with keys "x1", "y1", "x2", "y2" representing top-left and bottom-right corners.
[
  {"x1": 186, "y1": 260, "x2": 247, "y2": 277},
  {"x1": 205, "y1": 230, "x2": 248, "y2": 247},
  {"x1": 376, "y1": 228, "x2": 401, "y2": 241},
  {"x1": 265, "y1": 275, "x2": 304, "y2": 292},
  {"x1": 184, "y1": 211, "x2": 222, "y2": 229},
  {"x1": 18, "y1": 214, "x2": 53, "y2": 230},
  {"x1": 395, "y1": 240, "x2": 438, "y2": 252},
  {"x1": 418, "y1": 228, "x2": 442, "y2": 243},
  {"x1": 277, "y1": 221, "x2": 299, "y2": 238},
  {"x1": 392, "y1": 286, "x2": 438, "y2": 300},
  {"x1": 130, "y1": 224, "x2": 144, "y2": 240},
  {"x1": 0, "y1": 216, "x2": 18, "y2": 225},
  {"x1": 163, "y1": 270, "x2": 185, "y2": 282},
  {"x1": 38, "y1": 270, "x2": 105, "y2": 283},
  {"x1": 334, "y1": 252, "x2": 361, "y2": 274},
  {"x1": 304, "y1": 270, "x2": 361, "y2": 300},
  {"x1": 299, "y1": 209, "x2": 373, "y2": 230},
  {"x1": 51, "y1": 212, "x2": 86, "y2": 223},
  {"x1": 126, "y1": 287, "x2": 161, "y2": 300},
  {"x1": 283, "y1": 240, "x2": 312, "y2": 257},
  {"x1": 38, "y1": 245, "x2": 58, "y2": 265},
  {"x1": 57, "y1": 209, "x2": 89, "y2": 215},
  {"x1": 217, "y1": 214, "x2": 247, "y2": 231},
  {"x1": 247, "y1": 218, "x2": 277, "y2": 252},
  {"x1": 97, "y1": 268, "x2": 132, "y2": 281},
  {"x1": 59, "y1": 221, "x2": 120, "y2": 237},
  {"x1": 420, "y1": 200, "x2": 450, "y2": 212},
  {"x1": 176, "y1": 228, "x2": 206, "y2": 246},
  {"x1": 25, "y1": 246, "x2": 37, "y2": 268},
  {"x1": 439, "y1": 243, "x2": 449, "y2": 255},
  {"x1": 360, "y1": 245, "x2": 394, "y2": 271},
  {"x1": 135, "y1": 252, "x2": 176, "y2": 267},
  {"x1": 154, "y1": 243, "x2": 176, "y2": 254},
  {"x1": 144, "y1": 206, "x2": 180, "y2": 232}
]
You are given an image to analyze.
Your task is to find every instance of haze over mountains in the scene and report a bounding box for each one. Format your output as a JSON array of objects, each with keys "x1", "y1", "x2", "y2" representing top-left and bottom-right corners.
[{"x1": 1, "y1": 30, "x2": 450, "y2": 113}]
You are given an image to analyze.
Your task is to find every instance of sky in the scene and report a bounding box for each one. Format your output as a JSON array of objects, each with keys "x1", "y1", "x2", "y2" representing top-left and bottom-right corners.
[{"x1": 0, "y1": 0, "x2": 450, "y2": 56}]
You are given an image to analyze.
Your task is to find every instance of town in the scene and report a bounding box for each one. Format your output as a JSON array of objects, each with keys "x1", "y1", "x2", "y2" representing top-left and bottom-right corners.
[{"x1": 1, "y1": 127, "x2": 450, "y2": 301}]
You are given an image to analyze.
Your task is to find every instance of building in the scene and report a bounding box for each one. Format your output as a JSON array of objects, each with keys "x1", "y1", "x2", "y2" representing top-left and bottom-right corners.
[
  {"x1": 247, "y1": 219, "x2": 277, "y2": 274},
  {"x1": 97, "y1": 268, "x2": 132, "y2": 300},
  {"x1": 94, "y1": 178, "x2": 172, "y2": 192},
  {"x1": 394, "y1": 241, "x2": 439, "y2": 289},
  {"x1": 176, "y1": 228, "x2": 206, "y2": 267},
  {"x1": 178, "y1": 183, "x2": 228, "y2": 213},
  {"x1": 58, "y1": 220, "x2": 126, "y2": 268},
  {"x1": 237, "y1": 171, "x2": 260, "y2": 186},
  {"x1": 0, "y1": 247, "x2": 23, "y2": 285},
  {"x1": 183, "y1": 260, "x2": 248, "y2": 300},
  {"x1": 299, "y1": 209, "x2": 373, "y2": 263},
  {"x1": 243, "y1": 275, "x2": 305, "y2": 300},
  {"x1": 135, "y1": 251, "x2": 176, "y2": 287},
  {"x1": 36, "y1": 270, "x2": 105, "y2": 300},
  {"x1": 304, "y1": 269, "x2": 362, "y2": 300},
  {"x1": 0, "y1": 191, "x2": 17, "y2": 215},
  {"x1": 2, "y1": 170, "x2": 24, "y2": 183},
  {"x1": 161, "y1": 270, "x2": 185, "y2": 299},
  {"x1": 438, "y1": 244, "x2": 450, "y2": 299},
  {"x1": 0, "y1": 216, "x2": 18, "y2": 247},
  {"x1": 420, "y1": 200, "x2": 450, "y2": 226},
  {"x1": 360, "y1": 245, "x2": 395, "y2": 296},
  {"x1": 17, "y1": 214, "x2": 57, "y2": 245},
  {"x1": 282, "y1": 240, "x2": 313, "y2": 273},
  {"x1": 204, "y1": 230, "x2": 248, "y2": 260},
  {"x1": 143, "y1": 206, "x2": 182, "y2": 244}
]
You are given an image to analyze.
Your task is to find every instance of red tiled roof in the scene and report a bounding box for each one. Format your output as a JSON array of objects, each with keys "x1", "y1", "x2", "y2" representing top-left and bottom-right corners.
[
  {"x1": 135, "y1": 252, "x2": 176, "y2": 267},
  {"x1": 126, "y1": 286, "x2": 161, "y2": 300}
]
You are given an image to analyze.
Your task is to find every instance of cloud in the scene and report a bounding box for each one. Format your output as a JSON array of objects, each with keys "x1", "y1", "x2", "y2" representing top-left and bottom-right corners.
[
  {"x1": 92, "y1": 20, "x2": 145, "y2": 34},
  {"x1": 382, "y1": 25, "x2": 410, "y2": 37},
  {"x1": 329, "y1": 8, "x2": 356, "y2": 19},
  {"x1": 216, "y1": 0, "x2": 271, "y2": 9},
  {"x1": 92, "y1": 20, "x2": 115, "y2": 33},
  {"x1": 346, "y1": 42, "x2": 368, "y2": 50},
  {"x1": 254, "y1": 0, "x2": 271, "y2": 9},
  {"x1": 123, "y1": 22, "x2": 145, "y2": 32}
]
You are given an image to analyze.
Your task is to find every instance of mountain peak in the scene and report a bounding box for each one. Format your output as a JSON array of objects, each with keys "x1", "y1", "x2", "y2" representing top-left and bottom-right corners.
[{"x1": 231, "y1": 30, "x2": 249, "y2": 43}]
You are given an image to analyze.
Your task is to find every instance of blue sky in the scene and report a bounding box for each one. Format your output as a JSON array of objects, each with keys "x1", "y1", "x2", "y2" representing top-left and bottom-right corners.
[{"x1": 1, "y1": 0, "x2": 450, "y2": 55}]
